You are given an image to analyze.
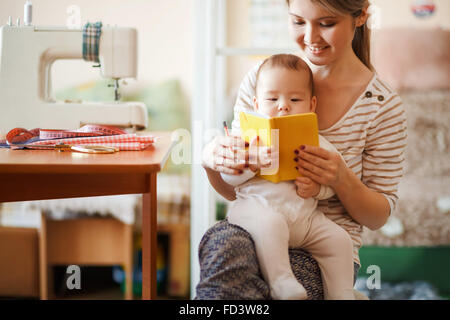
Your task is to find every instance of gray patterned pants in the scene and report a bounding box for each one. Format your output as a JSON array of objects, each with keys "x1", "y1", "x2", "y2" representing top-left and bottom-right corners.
[{"x1": 195, "y1": 219, "x2": 359, "y2": 300}]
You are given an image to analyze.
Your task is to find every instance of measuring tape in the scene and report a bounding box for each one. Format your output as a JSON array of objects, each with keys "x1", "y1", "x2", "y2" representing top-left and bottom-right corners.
[{"x1": 5, "y1": 124, "x2": 127, "y2": 145}]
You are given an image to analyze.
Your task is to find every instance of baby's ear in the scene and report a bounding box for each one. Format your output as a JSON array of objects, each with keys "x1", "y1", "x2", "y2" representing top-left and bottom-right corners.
[
  {"x1": 253, "y1": 96, "x2": 259, "y2": 111},
  {"x1": 310, "y1": 95, "x2": 317, "y2": 113}
]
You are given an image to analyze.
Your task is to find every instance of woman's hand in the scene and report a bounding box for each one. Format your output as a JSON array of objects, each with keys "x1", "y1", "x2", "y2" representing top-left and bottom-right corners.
[
  {"x1": 294, "y1": 145, "x2": 347, "y2": 189},
  {"x1": 202, "y1": 134, "x2": 249, "y2": 175},
  {"x1": 202, "y1": 134, "x2": 277, "y2": 175},
  {"x1": 294, "y1": 177, "x2": 320, "y2": 199}
]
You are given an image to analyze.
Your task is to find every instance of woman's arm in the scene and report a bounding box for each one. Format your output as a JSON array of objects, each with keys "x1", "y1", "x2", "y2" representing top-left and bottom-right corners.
[
  {"x1": 201, "y1": 63, "x2": 261, "y2": 201},
  {"x1": 333, "y1": 164, "x2": 390, "y2": 230},
  {"x1": 202, "y1": 136, "x2": 270, "y2": 201},
  {"x1": 201, "y1": 135, "x2": 247, "y2": 200},
  {"x1": 203, "y1": 166, "x2": 237, "y2": 201},
  {"x1": 295, "y1": 94, "x2": 407, "y2": 230},
  {"x1": 295, "y1": 146, "x2": 390, "y2": 230}
]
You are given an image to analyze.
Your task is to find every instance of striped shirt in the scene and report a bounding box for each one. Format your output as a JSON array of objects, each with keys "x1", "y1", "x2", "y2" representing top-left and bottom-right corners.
[{"x1": 230, "y1": 63, "x2": 407, "y2": 265}]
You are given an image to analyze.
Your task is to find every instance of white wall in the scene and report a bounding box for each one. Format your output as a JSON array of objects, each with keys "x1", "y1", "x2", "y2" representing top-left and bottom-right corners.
[{"x1": 0, "y1": 0, "x2": 193, "y2": 97}]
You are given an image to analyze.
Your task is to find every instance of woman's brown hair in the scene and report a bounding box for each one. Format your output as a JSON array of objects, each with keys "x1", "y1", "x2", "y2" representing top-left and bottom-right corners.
[{"x1": 286, "y1": 0, "x2": 373, "y2": 71}]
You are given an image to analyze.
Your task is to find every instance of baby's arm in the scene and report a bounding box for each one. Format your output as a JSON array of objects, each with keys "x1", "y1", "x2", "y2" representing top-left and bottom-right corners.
[
  {"x1": 315, "y1": 184, "x2": 335, "y2": 200},
  {"x1": 221, "y1": 169, "x2": 256, "y2": 187},
  {"x1": 295, "y1": 176, "x2": 334, "y2": 199}
]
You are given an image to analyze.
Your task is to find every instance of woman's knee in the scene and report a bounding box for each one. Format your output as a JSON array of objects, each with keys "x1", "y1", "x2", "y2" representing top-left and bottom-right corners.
[
  {"x1": 196, "y1": 220, "x2": 271, "y2": 299},
  {"x1": 198, "y1": 220, "x2": 258, "y2": 267},
  {"x1": 196, "y1": 220, "x2": 325, "y2": 300}
]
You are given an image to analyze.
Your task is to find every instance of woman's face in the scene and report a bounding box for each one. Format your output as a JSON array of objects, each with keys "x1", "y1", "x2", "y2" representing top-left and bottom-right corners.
[{"x1": 288, "y1": 0, "x2": 356, "y2": 66}]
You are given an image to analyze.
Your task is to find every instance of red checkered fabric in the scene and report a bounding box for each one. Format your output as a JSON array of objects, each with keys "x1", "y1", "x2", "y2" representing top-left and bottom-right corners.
[{"x1": 29, "y1": 134, "x2": 155, "y2": 151}]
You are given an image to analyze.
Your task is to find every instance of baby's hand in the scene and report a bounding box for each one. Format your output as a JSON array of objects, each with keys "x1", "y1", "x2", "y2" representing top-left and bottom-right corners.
[
  {"x1": 295, "y1": 177, "x2": 320, "y2": 199},
  {"x1": 248, "y1": 137, "x2": 279, "y2": 173}
]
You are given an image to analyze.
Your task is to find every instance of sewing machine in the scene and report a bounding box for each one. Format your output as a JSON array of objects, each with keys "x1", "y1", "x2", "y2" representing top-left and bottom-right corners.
[{"x1": 0, "y1": 19, "x2": 148, "y2": 135}]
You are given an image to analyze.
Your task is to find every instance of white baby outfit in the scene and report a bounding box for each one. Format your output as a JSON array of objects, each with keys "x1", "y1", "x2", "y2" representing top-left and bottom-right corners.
[{"x1": 222, "y1": 135, "x2": 355, "y2": 300}]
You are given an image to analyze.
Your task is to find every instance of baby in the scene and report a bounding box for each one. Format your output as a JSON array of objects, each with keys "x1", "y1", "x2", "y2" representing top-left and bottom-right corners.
[{"x1": 222, "y1": 54, "x2": 355, "y2": 300}]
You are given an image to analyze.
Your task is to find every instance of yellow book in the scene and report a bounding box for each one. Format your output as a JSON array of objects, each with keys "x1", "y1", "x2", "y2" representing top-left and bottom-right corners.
[{"x1": 239, "y1": 111, "x2": 319, "y2": 183}]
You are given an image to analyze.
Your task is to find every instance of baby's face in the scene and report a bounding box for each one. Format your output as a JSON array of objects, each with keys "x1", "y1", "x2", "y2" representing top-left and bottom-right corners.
[{"x1": 254, "y1": 66, "x2": 315, "y2": 117}]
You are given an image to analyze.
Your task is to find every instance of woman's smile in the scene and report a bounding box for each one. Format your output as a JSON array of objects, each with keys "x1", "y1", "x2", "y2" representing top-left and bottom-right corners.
[{"x1": 306, "y1": 44, "x2": 330, "y2": 55}]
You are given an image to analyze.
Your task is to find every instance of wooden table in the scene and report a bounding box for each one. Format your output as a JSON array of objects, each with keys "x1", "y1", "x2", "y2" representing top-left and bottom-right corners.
[{"x1": 0, "y1": 131, "x2": 174, "y2": 300}]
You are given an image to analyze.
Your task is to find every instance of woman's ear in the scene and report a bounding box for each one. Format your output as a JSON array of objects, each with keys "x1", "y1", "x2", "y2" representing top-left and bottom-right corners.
[
  {"x1": 355, "y1": 4, "x2": 370, "y2": 27},
  {"x1": 310, "y1": 95, "x2": 317, "y2": 113},
  {"x1": 253, "y1": 96, "x2": 259, "y2": 111}
]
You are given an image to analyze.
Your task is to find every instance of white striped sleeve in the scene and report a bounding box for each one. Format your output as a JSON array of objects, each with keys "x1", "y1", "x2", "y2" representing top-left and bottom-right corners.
[
  {"x1": 230, "y1": 62, "x2": 261, "y2": 135},
  {"x1": 362, "y1": 92, "x2": 407, "y2": 215}
]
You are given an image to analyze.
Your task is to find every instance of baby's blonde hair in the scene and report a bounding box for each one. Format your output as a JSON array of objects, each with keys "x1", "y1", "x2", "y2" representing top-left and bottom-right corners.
[{"x1": 256, "y1": 53, "x2": 314, "y2": 96}]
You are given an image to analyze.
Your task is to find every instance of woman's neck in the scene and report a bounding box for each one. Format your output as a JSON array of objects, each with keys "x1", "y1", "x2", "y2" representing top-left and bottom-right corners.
[{"x1": 310, "y1": 48, "x2": 371, "y2": 86}]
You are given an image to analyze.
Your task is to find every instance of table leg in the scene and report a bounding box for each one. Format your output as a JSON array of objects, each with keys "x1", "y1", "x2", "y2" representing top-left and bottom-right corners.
[
  {"x1": 124, "y1": 224, "x2": 133, "y2": 300},
  {"x1": 142, "y1": 173, "x2": 157, "y2": 300},
  {"x1": 38, "y1": 212, "x2": 48, "y2": 300}
]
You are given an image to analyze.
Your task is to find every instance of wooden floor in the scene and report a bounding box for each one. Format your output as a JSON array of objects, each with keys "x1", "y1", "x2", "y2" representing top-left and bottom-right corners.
[{"x1": 0, "y1": 266, "x2": 189, "y2": 300}]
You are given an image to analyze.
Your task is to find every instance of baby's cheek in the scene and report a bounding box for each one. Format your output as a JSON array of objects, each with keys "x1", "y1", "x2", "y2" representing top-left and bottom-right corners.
[
  {"x1": 259, "y1": 102, "x2": 275, "y2": 114},
  {"x1": 262, "y1": 106, "x2": 277, "y2": 117}
]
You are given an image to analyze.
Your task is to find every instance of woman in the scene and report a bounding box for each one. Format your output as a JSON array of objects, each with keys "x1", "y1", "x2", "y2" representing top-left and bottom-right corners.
[{"x1": 198, "y1": 0, "x2": 407, "y2": 299}]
